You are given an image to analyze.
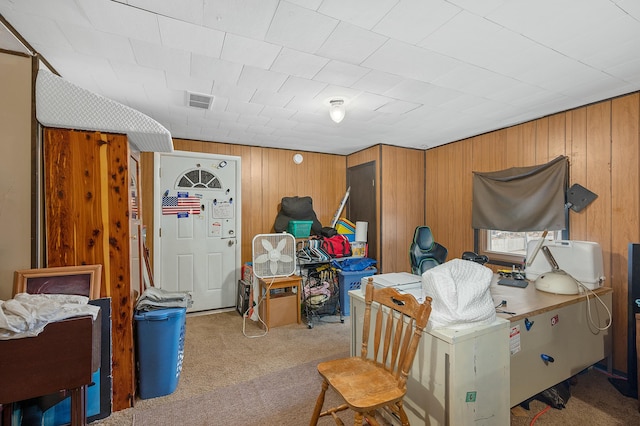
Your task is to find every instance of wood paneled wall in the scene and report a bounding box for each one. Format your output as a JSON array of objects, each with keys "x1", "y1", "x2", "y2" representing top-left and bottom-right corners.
[
  {"x1": 346, "y1": 145, "x2": 425, "y2": 273},
  {"x1": 425, "y1": 92, "x2": 640, "y2": 373},
  {"x1": 44, "y1": 128, "x2": 135, "y2": 410},
  {"x1": 142, "y1": 140, "x2": 347, "y2": 266}
]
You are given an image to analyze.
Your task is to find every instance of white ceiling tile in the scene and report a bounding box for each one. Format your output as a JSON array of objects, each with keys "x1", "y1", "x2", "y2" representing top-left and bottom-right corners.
[
  {"x1": 606, "y1": 57, "x2": 640, "y2": 84},
  {"x1": 128, "y1": 0, "x2": 206, "y2": 26},
  {"x1": 131, "y1": 39, "x2": 190, "y2": 75},
  {"x1": 316, "y1": 21, "x2": 388, "y2": 65},
  {"x1": 207, "y1": 96, "x2": 229, "y2": 112},
  {"x1": 314, "y1": 85, "x2": 362, "y2": 105},
  {"x1": 518, "y1": 55, "x2": 608, "y2": 93},
  {"x1": 237, "y1": 66, "x2": 288, "y2": 91},
  {"x1": 319, "y1": 0, "x2": 399, "y2": 30},
  {"x1": 287, "y1": 0, "x2": 323, "y2": 11},
  {"x1": 352, "y1": 92, "x2": 394, "y2": 111},
  {"x1": 362, "y1": 39, "x2": 461, "y2": 83},
  {"x1": 313, "y1": 60, "x2": 370, "y2": 87},
  {"x1": 384, "y1": 79, "x2": 449, "y2": 104},
  {"x1": 376, "y1": 100, "x2": 422, "y2": 114},
  {"x1": 0, "y1": 13, "x2": 74, "y2": 53},
  {"x1": 202, "y1": 0, "x2": 279, "y2": 39},
  {"x1": 158, "y1": 15, "x2": 224, "y2": 57},
  {"x1": 614, "y1": 0, "x2": 640, "y2": 20},
  {"x1": 265, "y1": 1, "x2": 338, "y2": 53},
  {"x1": 80, "y1": 0, "x2": 161, "y2": 44},
  {"x1": 419, "y1": 11, "x2": 537, "y2": 74},
  {"x1": 211, "y1": 83, "x2": 255, "y2": 103},
  {"x1": 448, "y1": 0, "x2": 509, "y2": 16},
  {"x1": 260, "y1": 106, "x2": 296, "y2": 120},
  {"x1": 556, "y1": 15, "x2": 640, "y2": 66},
  {"x1": 351, "y1": 70, "x2": 404, "y2": 94},
  {"x1": 60, "y1": 23, "x2": 136, "y2": 62},
  {"x1": 250, "y1": 89, "x2": 294, "y2": 108},
  {"x1": 165, "y1": 72, "x2": 214, "y2": 95},
  {"x1": 221, "y1": 34, "x2": 281, "y2": 70},
  {"x1": 4, "y1": 0, "x2": 640, "y2": 155},
  {"x1": 278, "y1": 76, "x2": 327, "y2": 99},
  {"x1": 270, "y1": 48, "x2": 328, "y2": 79},
  {"x1": 190, "y1": 55, "x2": 243, "y2": 85},
  {"x1": 111, "y1": 61, "x2": 167, "y2": 87},
  {"x1": 373, "y1": 0, "x2": 461, "y2": 44},
  {"x1": 487, "y1": 0, "x2": 624, "y2": 47}
]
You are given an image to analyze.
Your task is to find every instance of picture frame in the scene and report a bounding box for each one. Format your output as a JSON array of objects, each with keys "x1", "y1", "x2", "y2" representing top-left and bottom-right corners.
[{"x1": 13, "y1": 264, "x2": 102, "y2": 299}]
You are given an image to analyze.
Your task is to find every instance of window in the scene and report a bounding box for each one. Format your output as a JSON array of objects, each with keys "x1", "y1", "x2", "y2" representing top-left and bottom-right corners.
[
  {"x1": 477, "y1": 229, "x2": 564, "y2": 266},
  {"x1": 177, "y1": 169, "x2": 222, "y2": 189}
]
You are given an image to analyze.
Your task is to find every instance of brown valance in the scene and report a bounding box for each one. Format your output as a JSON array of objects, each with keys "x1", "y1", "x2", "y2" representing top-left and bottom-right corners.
[{"x1": 472, "y1": 156, "x2": 568, "y2": 232}]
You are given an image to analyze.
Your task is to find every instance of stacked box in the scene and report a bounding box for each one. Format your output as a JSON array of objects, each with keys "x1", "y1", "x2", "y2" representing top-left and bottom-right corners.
[{"x1": 335, "y1": 218, "x2": 356, "y2": 242}]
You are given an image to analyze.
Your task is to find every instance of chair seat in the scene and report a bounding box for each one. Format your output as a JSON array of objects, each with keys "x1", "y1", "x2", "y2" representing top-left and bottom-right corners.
[{"x1": 317, "y1": 357, "x2": 404, "y2": 411}]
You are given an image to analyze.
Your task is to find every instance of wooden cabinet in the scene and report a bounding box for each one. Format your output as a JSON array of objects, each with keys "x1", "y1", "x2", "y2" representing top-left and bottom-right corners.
[{"x1": 43, "y1": 128, "x2": 138, "y2": 410}]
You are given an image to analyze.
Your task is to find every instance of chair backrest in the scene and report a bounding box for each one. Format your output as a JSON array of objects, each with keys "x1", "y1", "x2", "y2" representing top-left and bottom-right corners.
[
  {"x1": 360, "y1": 277, "x2": 432, "y2": 391},
  {"x1": 410, "y1": 226, "x2": 448, "y2": 275}
]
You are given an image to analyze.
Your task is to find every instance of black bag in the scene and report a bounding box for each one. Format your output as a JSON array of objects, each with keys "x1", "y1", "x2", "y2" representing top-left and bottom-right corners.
[{"x1": 273, "y1": 196, "x2": 323, "y2": 235}]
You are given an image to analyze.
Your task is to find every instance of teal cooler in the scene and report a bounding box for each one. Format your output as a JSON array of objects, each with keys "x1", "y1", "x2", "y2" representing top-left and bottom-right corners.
[
  {"x1": 134, "y1": 307, "x2": 186, "y2": 399},
  {"x1": 338, "y1": 267, "x2": 377, "y2": 316}
]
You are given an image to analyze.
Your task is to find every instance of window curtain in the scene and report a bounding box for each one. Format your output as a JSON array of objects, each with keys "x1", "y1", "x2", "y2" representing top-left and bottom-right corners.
[{"x1": 472, "y1": 156, "x2": 568, "y2": 232}]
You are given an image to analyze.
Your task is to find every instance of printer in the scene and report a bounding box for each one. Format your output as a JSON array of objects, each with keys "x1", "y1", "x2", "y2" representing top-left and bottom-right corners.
[{"x1": 360, "y1": 272, "x2": 424, "y2": 302}]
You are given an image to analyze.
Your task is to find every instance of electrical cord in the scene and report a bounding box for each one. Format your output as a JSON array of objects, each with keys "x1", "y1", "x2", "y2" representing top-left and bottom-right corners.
[
  {"x1": 578, "y1": 280, "x2": 612, "y2": 332},
  {"x1": 562, "y1": 272, "x2": 612, "y2": 332},
  {"x1": 242, "y1": 277, "x2": 275, "y2": 338}
]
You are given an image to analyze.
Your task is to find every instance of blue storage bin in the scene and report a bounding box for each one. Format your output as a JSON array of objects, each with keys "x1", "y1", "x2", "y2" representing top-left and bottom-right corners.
[
  {"x1": 134, "y1": 307, "x2": 186, "y2": 399},
  {"x1": 337, "y1": 267, "x2": 377, "y2": 316}
]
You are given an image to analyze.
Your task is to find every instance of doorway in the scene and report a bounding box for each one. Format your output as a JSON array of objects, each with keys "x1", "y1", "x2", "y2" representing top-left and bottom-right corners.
[
  {"x1": 154, "y1": 151, "x2": 241, "y2": 312},
  {"x1": 346, "y1": 161, "x2": 377, "y2": 263}
]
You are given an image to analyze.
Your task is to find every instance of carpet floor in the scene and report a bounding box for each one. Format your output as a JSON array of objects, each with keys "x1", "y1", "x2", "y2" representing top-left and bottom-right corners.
[{"x1": 91, "y1": 310, "x2": 640, "y2": 425}]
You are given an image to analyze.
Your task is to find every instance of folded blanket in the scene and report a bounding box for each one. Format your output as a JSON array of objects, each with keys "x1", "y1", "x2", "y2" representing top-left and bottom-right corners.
[{"x1": 0, "y1": 293, "x2": 100, "y2": 340}]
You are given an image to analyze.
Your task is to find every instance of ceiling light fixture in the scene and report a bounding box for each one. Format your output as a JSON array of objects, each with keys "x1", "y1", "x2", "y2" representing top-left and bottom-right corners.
[{"x1": 329, "y1": 99, "x2": 345, "y2": 123}]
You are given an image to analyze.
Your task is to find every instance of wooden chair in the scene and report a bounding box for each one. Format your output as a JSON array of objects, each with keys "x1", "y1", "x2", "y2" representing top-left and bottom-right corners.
[{"x1": 310, "y1": 277, "x2": 433, "y2": 426}]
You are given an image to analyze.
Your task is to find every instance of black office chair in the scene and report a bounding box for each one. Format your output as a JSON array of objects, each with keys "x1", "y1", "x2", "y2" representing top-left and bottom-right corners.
[{"x1": 410, "y1": 226, "x2": 448, "y2": 275}]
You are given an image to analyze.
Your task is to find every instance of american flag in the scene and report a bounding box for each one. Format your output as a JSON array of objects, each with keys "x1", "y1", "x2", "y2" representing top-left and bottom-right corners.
[{"x1": 162, "y1": 195, "x2": 201, "y2": 215}]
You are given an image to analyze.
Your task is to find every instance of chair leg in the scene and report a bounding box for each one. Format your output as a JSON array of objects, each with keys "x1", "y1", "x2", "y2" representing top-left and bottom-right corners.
[
  {"x1": 310, "y1": 379, "x2": 329, "y2": 426},
  {"x1": 396, "y1": 401, "x2": 410, "y2": 426},
  {"x1": 353, "y1": 411, "x2": 363, "y2": 426}
]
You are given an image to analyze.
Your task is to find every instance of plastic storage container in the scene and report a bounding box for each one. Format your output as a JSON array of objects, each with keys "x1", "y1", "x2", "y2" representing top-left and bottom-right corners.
[
  {"x1": 134, "y1": 307, "x2": 186, "y2": 399},
  {"x1": 287, "y1": 220, "x2": 313, "y2": 238},
  {"x1": 337, "y1": 267, "x2": 377, "y2": 316}
]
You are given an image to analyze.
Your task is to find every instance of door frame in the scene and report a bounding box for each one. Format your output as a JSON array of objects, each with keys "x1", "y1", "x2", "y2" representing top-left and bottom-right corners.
[{"x1": 152, "y1": 150, "x2": 242, "y2": 308}]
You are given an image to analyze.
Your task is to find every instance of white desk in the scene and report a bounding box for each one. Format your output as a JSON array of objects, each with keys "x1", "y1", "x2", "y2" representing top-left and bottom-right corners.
[{"x1": 349, "y1": 274, "x2": 613, "y2": 425}]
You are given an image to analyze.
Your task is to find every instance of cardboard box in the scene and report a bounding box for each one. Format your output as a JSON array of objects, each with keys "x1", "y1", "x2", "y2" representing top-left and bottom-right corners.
[{"x1": 259, "y1": 291, "x2": 298, "y2": 328}]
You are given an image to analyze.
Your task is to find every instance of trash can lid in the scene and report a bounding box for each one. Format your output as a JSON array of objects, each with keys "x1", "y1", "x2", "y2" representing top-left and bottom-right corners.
[{"x1": 134, "y1": 307, "x2": 186, "y2": 321}]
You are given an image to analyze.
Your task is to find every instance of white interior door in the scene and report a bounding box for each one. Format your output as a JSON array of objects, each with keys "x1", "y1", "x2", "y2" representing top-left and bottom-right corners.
[{"x1": 154, "y1": 151, "x2": 241, "y2": 312}]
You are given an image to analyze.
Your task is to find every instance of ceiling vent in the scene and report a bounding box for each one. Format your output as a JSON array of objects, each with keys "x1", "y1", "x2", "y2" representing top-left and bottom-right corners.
[{"x1": 187, "y1": 91, "x2": 214, "y2": 110}]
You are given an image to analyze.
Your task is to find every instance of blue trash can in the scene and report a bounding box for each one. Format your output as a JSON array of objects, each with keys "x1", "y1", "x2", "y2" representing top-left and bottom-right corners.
[{"x1": 134, "y1": 307, "x2": 186, "y2": 399}]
